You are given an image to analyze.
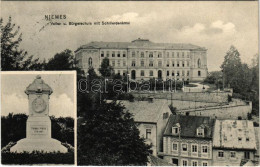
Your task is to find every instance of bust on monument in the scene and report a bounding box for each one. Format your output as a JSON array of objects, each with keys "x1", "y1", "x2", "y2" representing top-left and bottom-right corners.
[{"x1": 10, "y1": 75, "x2": 68, "y2": 153}]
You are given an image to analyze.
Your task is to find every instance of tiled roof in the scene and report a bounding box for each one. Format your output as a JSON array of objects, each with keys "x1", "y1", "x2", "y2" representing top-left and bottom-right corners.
[
  {"x1": 76, "y1": 38, "x2": 206, "y2": 51},
  {"x1": 213, "y1": 120, "x2": 257, "y2": 150},
  {"x1": 148, "y1": 154, "x2": 174, "y2": 166},
  {"x1": 119, "y1": 99, "x2": 169, "y2": 123},
  {"x1": 164, "y1": 115, "x2": 214, "y2": 138}
]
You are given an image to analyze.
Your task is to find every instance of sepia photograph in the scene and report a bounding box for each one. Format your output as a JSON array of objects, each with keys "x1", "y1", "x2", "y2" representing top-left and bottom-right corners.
[
  {"x1": 0, "y1": 1, "x2": 259, "y2": 166},
  {"x1": 1, "y1": 71, "x2": 76, "y2": 165}
]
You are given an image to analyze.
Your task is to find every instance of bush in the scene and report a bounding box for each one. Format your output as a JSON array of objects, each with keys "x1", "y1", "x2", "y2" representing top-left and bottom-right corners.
[{"x1": 1, "y1": 141, "x2": 74, "y2": 165}]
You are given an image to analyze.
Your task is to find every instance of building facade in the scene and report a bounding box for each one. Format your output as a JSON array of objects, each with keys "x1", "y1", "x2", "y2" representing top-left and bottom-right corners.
[
  {"x1": 119, "y1": 99, "x2": 172, "y2": 156},
  {"x1": 160, "y1": 115, "x2": 215, "y2": 166},
  {"x1": 75, "y1": 38, "x2": 208, "y2": 81},
  {"x1": 212, "y1": 120, "x2": 257, "y2": 166}
]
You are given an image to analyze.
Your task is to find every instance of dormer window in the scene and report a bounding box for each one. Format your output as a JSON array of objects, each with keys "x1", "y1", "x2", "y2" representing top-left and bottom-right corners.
[
  {"x1": 197, "y1": 127, "x2": 204, "y2": 137},
  {"x1": 172, "y1": 123, "x2": 180, "y2": 135}
]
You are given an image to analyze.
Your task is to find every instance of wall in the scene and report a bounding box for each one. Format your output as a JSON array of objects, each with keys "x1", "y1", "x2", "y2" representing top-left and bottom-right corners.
[
  {"x1": 132, "y1": 92, "x2": 229, "y2": 103},
  {"x1": 136, "y1": 123, "x2": 157, "y2": 156},
  {"x1": 212, "y1": 149, "x2": 255, "y2": 166},
  {"x1": 162, "y1": 136, "x2": 213, "y2": 166},
  {"x1": 178, "y1": 103, "x2": 252, "y2": 120}
]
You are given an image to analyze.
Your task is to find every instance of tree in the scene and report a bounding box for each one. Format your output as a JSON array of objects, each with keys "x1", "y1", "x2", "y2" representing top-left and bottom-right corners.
[
  {"x1": 45, "y1": 49, "x2": 76, "y2": 71},
  {"x1": 98, "y1": 57, "x2": 114, "y2": 78},
  {"x1": 1, "y1": 17, "x2": 42, "y2": 71},
  {"x1": 77, "y1": 100, "x2": 151, "y2": 165}
]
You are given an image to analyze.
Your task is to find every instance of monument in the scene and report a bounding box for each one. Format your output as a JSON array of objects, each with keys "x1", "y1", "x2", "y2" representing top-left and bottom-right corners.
[{"x1": 10, "y1": 75, "x2": 68, "y2": 153}]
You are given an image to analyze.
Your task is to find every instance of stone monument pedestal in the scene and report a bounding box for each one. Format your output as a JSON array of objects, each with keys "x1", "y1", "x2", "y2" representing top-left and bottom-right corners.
[{"x1": 10, "y1": 75, "x2": 68, "y2": 153}]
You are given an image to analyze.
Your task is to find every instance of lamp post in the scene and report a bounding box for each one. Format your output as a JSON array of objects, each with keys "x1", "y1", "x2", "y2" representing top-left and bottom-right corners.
[
  {"x1": 174, "y1": 74, "x2": 177, "y2": 93},
  {"x1": 127, "y1": 73, "x2": 130, "y2": 93}
]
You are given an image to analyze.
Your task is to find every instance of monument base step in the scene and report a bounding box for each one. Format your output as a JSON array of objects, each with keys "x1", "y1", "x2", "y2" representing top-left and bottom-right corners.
[{"x1": 10, "y1": 138, "x2": 68, "y2": 153}]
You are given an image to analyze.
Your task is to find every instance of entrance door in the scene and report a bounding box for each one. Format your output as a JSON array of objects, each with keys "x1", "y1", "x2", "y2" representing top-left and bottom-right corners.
[
  {"x1": 158, "y1": 70, "x2": 162, "y2": 79},
  {"x1": 131, "y1": 70, "x2": 136, "y2": 80}
]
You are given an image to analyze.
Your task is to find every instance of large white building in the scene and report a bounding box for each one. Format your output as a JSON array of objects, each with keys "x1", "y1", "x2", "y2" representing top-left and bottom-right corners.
[{"x1": 75, "y1": 38, "x2": 208, "y2": 81}]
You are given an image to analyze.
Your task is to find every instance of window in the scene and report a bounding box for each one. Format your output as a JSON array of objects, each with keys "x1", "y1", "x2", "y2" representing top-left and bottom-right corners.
[
  {"x1": 197, "y1": 127, "x2": 204, "y2": 136},
  {"x1": 202, "y1": 162, "x2": 208, "y2": 166},
  {"x1": 187, "y1": 53, "x2": 190, "y2": 58},
  {"x1": 88, "y1": 57, "x2": 92, "y2": 67},
  {"x1": 238, "y1": 137, "x2": 242, "y2": 141},
  {"x1": 132, "y1": 51, "x2": 136, "y2": 57},
  {"x1": 149, "y1": 61, "x2": 153, "y2": 67},
  {"x1": 132, "y1": 61, "x2": 136, "y2": 67},
  {"x1": 112, "y1": 60, "x2": 115, "y2": 66},
  {"x1": 192, "y1": 145, "x2": 197, "y2": 152},
  {"x1": 158, "y1": 52, "x2": 162, "y2": 58},
  {"x1": 172, "y1": 52, "x2": 174, "y2": 58},
  {"x1": 106, "y1": 51, "x2": 110, "y2": 57},
  {"x1": 230, "y1": 151, "x2": 236, "y2": 158},
  {"x1": 167, "y1": 52, "x2": 169, "y2": 58},
  {"x1": 172, "y1": 127, "x2": 179, "y2": 134},
  {"x1": 187, "y1": 71, "x2": 189, "y2": 76},
  {"x1": 244, "y1": 152, "x2": 250, "y2": 159},
  {"x1": 141, "y1": 52, "x2": 144, "y2": 58},
  {"x1": 187, "y1": 61, "x2": 189, "y2": 67},
  {"x1": 246, "y1": 137, "x2": 250, "y2": 142},
  {"x1": 172, "y1": 61, "x2": 175, "y2": 67},
  {"x1": 146, "y1": 129, "x2": 151, "y2": 139},
  {"x1": 177, "y1": 52, "x2": 179, "y2": 58},
  {"x1": 123, "y1": 70, "x2": 126, "y2": 76},
  {"x1": 117, "y1": 70, "x2": 120, "y2": 75},
  {"x1": 117, "y1": 53, "x2": 120, "y2": 57},
  {"x1": 123, "y1": 52, "x2": 126, "y2": 57},
  {"x1": 197, "y1": 59, "x2": 201, "y2": 68},
  {"x1": 172, "y1": 72, "x2": 175, "y2": 77},
  {"x1": 166, "y1": 61, "x2": 169, "y2": 67},
  {"x1": 182, "y1": 70, "x2": 185, "y2": 76},
  {"x1": 182, "y1": 62, "x2": 185, "y2": 67},
  {"x1": 117, "y1": 60, "x2": 120, "y2": 67},
  {"x1": 182, "y1": 160, "x2": 188, "y2": 166},
  {"x1": 177, "y1": 61, "x2": 179, "y2": 67},
  {"x1": 192, "y1": 161, "x2": 198, "y2": 166},
  {"x1": 141, "y1": 60, "x2": 144, "y2": 67},
  {"x1": 172, "y1": 143, "x2": 178, "y2": 151},
  {"x1": 198, "y1": 71, "x2": 201, "y2": 76},
  {"x1": 182, "y1": 144, "x2": 187, "y2": 151},
  {"x1": 141, "y1": 70, "x2": 145, "y2": 77},
  {"x1": 182, "y1": 52, "x2": 184, "y2": 58},
  {"x1": 123, "y1": 61, "x2": 126, "y2": 66},
  {"x1": 112, "y1": 51, "x2": 115, "y2": 57},
  {"x1": 202, "y1": 146, "x2": 208, "y2": 153},
  {"x1": 177, "y1": 71, "x2": 180, "y2": 76},
  {"x1": 218, "y1": 151, "x2": 224, "y2": 157},
  {"x1": 101, "y1": 51, "x2": 104, "y2": 57},
  {"x1": 158, "y1": 61, "x2": 162, "y2": 67},
  {"x1": 149, "y1": 52, "x2": 153, "y2": 58},
  {"x1": 150, "y1": 70, "x2": 153, "y2": 76},
  {"x1": 167, "y1": 71, "x2": 169, "y2": 76}
]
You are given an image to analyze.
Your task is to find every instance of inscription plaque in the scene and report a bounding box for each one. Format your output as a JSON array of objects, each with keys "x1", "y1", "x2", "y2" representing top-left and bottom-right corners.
[{"x1": 31, "y1": 126, "x2": 47, "y2": 135}]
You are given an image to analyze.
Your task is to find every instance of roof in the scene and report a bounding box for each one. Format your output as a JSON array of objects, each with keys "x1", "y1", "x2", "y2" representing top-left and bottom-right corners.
[
  {"x1": 148, "y1": 154, "x2": 174, "y2": 166},
  {"x1": 213, "y1": 120, "x2": 257, "y2": 150},
  {"x1": 119, "y1": 99, "x2": 170, "y2": 123},
  {"x1": 240, "y1": 159, "x2": 259, "y2": 166},
  {"x1": 25, "y1": 75, "x2": 53, "y2": 95},
  {"x1": 164, "y1": 115, "x2": 214, "y2": 139},
  {"x1": 76, "y1": 38, "x2": 206, "y2": 52}
]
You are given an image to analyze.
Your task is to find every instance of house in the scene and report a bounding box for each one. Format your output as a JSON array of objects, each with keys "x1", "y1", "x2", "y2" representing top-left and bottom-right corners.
[
  {"x1": 119, "y1": 99, "x2": 171, "y2": 156},
  {"x1": 160, "y1": 115, "x2": 215, "y2": 166},
  {"x1": 212, "y1": 120, "x2": 257, "y2": 166}
]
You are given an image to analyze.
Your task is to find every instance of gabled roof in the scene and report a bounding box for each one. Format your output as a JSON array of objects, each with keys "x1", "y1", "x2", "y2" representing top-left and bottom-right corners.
[
  {"x1": 118, "y1": 99, "x2": 170, "y2": 124},
  {"x1": 164, "y1": 115, "x2": 214, "y2": 139},
  {"x1": 148, "y1": 154, "x2": 174, "y2": 166},
  {"x1": 75, "y1": 38, "x2": 206, "y2": 52}
]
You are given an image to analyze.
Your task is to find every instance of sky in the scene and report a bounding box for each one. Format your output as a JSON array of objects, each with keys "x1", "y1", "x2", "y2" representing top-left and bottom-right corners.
[
  {"x1": 1, "y1": 72, "x2": 76, "y2": 118},
  {"x1": 1, "y1": 1, "x2": 259, "y2": 71}
]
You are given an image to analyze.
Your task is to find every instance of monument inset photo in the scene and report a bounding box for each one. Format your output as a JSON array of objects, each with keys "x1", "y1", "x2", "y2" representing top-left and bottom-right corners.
[{"x1": 1, "y1": 72, "x2": 76, "y2": 165}]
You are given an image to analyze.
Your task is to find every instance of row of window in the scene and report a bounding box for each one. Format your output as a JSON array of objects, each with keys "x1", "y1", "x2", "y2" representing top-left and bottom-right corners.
[
  {"x1": 218, "y1": 151, "x2": 250, "y2": 159},
  {"x1": 172, "y1": 143, "x2": 208, "y2": 154},
  {"x1": 100, "y1": 51, "x2": 191, "y2": 58},
  {"x1": 166, "y1": 71, "x2": 190, "y2": 77},
  {"x1": 110, "y1": 60, "x2": 191, "y2": 67},
  {"x1": 180, "y1": 159, "x2": 208, "y2": 166}
]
